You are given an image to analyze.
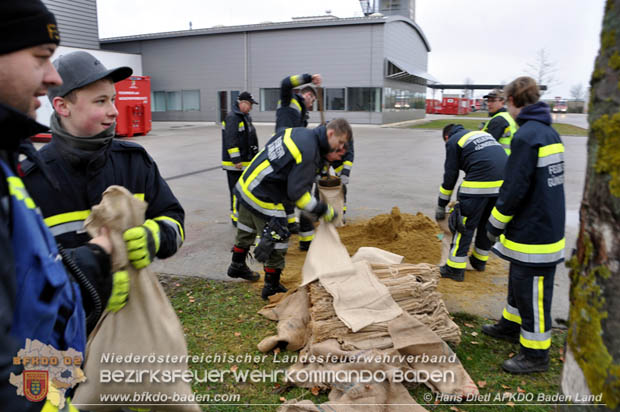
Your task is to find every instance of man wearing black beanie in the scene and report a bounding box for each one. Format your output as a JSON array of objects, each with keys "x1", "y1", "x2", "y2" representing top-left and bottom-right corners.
[{"x1": 0, "y1": 1, "x2": 113, "y2": 411}]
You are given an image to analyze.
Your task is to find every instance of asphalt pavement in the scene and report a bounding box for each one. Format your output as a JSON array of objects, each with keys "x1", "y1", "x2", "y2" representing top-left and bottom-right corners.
[{"x1": 121, "y1": 116, "x2": 588, "y2": 326}]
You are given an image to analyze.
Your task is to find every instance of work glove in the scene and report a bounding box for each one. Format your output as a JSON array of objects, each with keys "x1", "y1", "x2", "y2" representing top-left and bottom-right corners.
[
  {"x1": 435, "y1": 205, "x2": 446, "y2": 221},
  {"x1": 487, "y1": 231, "x2": 499, "y2": 244},
  {"x1": 322, "y1": 204, "x2": 337, "y2": 223},
  {"x1": 123, "y1": 219, "x2": 160, "y2": 269},
  {"x1": 288, "y1": 221, "x2": 300, "y2": 234},
  {"x1": 254, "y1": 218, "x2": 290, "y2": 263},
  {"x1": 105, "y1": 270, "x2": 130, "y2": 312},
  {"x1": 340, "y1": 175, "x2": 349, "y2": 185}
]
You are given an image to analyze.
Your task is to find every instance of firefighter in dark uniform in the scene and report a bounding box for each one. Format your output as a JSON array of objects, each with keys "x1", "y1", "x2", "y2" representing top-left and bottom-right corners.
[
  {"x1": 0, "y1": 3, "x2": 113, "y2": 410},
  {"x1": 481, "y1": 88, "x2": 518, "y2": 155},
  {"x1": 436, "y1": 124, "x2": 507, "y2": 282},
  {"x1": 276, "y1": 73, "x2": 323, "y2": 249},
  {"x1": 275, "y1": 73, "x2": 322, "y2": 132},
  {"x1": 221, "y1": 91, "x2": 259, "y2": 226},
  {"x1": 21, "y1": 51, "x2": 185, "y2": 319},
  {"x1": 484, "y1": 77, "x2": 565, "y2": 374},
  {"x1": 227, "y1": 119, "x2": 352, "y2": 300}
]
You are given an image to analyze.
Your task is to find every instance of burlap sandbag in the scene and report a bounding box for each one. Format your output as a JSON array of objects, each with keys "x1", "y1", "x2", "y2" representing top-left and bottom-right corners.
[
  {"x1": 257, "y1": 286, "x2": 310, "y2": 352},
  {"x1": 72, "y1": 186, "x2": 200, "y2": 412},
  {"x1": 317, "y1": 179, "x2": 345, "y2": 227}
]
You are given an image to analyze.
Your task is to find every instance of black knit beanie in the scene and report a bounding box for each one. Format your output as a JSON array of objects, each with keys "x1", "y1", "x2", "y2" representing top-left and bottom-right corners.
[{"x1": 0, "y1": 0, "x2": 60, "y2": 55}]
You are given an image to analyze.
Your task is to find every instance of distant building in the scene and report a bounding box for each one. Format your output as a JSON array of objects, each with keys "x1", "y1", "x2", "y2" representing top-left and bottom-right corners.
[{"x1": 43, "y1": 0, "x2": 433, "y2": 125}]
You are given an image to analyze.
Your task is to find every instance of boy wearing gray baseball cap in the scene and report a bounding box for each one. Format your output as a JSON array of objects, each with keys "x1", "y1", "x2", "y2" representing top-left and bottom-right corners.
[{"x1": 21, "y1": 51, "x2": 186, "y2": 315}]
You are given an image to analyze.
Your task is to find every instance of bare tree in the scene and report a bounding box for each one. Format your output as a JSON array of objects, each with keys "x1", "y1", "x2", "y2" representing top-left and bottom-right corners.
[
  {"x1": 525, "y1": 48, "x2": 559, "y2": 96},
  {"x1": 570, "y1": 83, "x2": 585, "y2": 101},
  {"x1": 560, "y1": 1, "x2": 620, "y2": 410}
]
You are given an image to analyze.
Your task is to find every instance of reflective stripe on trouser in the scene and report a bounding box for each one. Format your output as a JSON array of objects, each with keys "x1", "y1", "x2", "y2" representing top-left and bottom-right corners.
[
  {"x1": 234, "y1": 203, "x2": 287, "y2": 269},
  {"x1": 226, "y1": 170, "x2": 243, "y2": 215},
  {"x1": 502, "y1": 263, "x2": 556, "y2": 357},
  {"x1": 445, "y1": 196, "x2": 497, "y2": 270},
  {"x1": 299, "y1": 213, "x2": 315, "y2": 242}
]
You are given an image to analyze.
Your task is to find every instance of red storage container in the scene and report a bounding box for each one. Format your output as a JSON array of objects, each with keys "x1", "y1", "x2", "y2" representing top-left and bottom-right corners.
[{"x1": 114, "y1": 75, "x2": 152, "y2": 137}]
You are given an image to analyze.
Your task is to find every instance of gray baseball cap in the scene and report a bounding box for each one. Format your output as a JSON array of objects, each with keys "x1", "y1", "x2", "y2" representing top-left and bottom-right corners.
[{"x1": 47, "y1": 51, "x2": 133, "y2": 101}]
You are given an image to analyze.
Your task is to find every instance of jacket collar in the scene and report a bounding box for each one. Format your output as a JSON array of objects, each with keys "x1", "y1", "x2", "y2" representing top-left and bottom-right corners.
[
  {"x1": 0, "y1": 102, "x2": 48, "y2": 152},
  {"x1": 315, "y1": 125, "x2": 331, "y2": 156},
  {"x1": 489, "y1": 107, "x2": 507, "y2": 117}
]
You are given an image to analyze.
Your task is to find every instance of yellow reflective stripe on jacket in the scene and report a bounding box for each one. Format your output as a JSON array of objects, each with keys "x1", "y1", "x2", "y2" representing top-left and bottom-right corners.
[
  {"x1": 334, "y1": 164, "x2": 344, "y2": 174},
  {"x1": 439, "y1": 186, "x2": 453, "y2": 196},
  {"x1": 290, "y1": 75, "x2": 302, "y2": 87},
  {"x1": 228, "y1": 147, "x2": 240, "y2": 155},
  {"x1": 133, "y1": 193, "x2": 145, "y2": 201},
  {"x1": 238, "y1": 121, "x2": 244, "y2": 128},
  {"x1": 154, "y1": 215, "x2": 185, "y2": 242},
  {"x1": 461, "y1": 180, "x2": 503, "y2": 188},
  {"x1": 239, "y1": 160, "x2": 285, "y2": 213},
  {"x1": 539, "y1": 143, "x2": 564, "y2": 157},
  {"x1": 500, "y1": 235, "x2": 565, "y2": 255},
  {"x1": 491, "y1": 207, "x2": 512, "y2": 223},
  {"x1": 291, "y1": 98, "x2": 303, "y2": 113},
  {"x1": 44, "y1": 210, "x2": 91, "y2": 227},
  {"x1": 495, "y1": 234, "x2": 565, "y2": 264},
  {"x1": 457, "y1": 131, "x2": 488, "y2": 148},
  {"x1": 343, "y1": 160, "x2": 353, "y2": 167},
  {"x1": 282, "y1": 129, "x2": 302, "y2": 164},
  {"x1": 7, "y1": 176, "x2": 36, "y2": 209},
  {"x1": 295, "y1": 192, "x2": 318, "y2": 211}
]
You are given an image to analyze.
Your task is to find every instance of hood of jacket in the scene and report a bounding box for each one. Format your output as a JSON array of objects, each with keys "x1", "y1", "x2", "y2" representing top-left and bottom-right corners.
[{"x1": 516, "y1": 101, "x2": 552, "y2": 126}]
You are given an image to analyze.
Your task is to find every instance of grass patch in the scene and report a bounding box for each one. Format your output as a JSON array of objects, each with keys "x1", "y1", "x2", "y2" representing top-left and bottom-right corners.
[
  {"x1": 162, "y1": 275, "x2": 567, "y2": 411},
  {"x1": 411, "y1": 120, "x2": 587, "y2": 136}
]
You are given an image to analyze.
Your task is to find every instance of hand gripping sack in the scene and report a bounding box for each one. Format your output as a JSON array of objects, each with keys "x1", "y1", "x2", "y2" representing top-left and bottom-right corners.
[
  {"x1": 317, "y1": 177, "x2": 345, "y2": 227},
  {"x1": 72, "y1": 186, "x2": 200, "y2": 411}
]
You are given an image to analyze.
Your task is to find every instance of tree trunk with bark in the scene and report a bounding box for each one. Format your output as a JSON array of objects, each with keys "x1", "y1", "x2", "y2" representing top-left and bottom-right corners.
[{"x1": 561, "y1": 1, "x2": 620, "y2": 410}]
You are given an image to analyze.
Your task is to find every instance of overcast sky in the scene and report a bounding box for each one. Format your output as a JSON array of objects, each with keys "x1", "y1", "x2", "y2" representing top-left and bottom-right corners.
[{"x1": 97, "y1": 0, "x2": 605, "y2": 98}]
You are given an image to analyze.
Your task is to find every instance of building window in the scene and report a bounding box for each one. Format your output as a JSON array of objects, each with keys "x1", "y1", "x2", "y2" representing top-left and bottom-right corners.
[
  {"x1": 182, "y1": 90, "x2": 200, "y2": 111},
  {"x1": 166, "y1": 91, "x2": 182, "y2": 111},
  {"x1": 152, "y1": 91, "x2": 166, "y2": 112},
  {"x1": 260, "y1": 88, "x2": 279, "y2": 111},
  {"x1": 230, "y1": 90, "x2": 240, "y2": 111},
  {"x1": 326, "y1": 88, "x2": 345, "y2": 111},
  {"x1": 347, "y1": 87, "x2": 382, "y2": 112}
]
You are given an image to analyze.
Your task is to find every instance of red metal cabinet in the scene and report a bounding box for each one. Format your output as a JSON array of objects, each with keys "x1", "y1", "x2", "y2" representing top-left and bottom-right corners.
[{"x1": 114, "y1": 75, "x2": 152, "y2": 137}]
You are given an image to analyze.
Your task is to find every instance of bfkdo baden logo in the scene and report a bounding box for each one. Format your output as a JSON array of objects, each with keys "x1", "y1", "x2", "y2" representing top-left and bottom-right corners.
[
  {"x1": 24, "y1": 370, "x2": 49, "y2": 402},
  {"x1": 10, "y1": 339, "x2": 85, "y2": 409}
]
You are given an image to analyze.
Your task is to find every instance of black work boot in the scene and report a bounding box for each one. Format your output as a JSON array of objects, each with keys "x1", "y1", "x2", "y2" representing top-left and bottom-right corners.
[
  {"x1": 481, "y1": 323, "x2": 520, "y2": 344},
  {"x1": 227, "y1": 246, "x2": 260, "y2": 282},
  {"x1": 469, "y1": 255, "x2": 486, "y2": 271},
  {"x1": 502, "y1": 352, "x2": 549, "y2": 374},
  {"x1": 299, "y1": 240, "x2": 311, "y2": 252},
  {"x1": 439, "y1": 265, "x2": 464, "y2": 282},
  {"x1": 261, "y1": 268, "x2": 288, "y2": 300}
]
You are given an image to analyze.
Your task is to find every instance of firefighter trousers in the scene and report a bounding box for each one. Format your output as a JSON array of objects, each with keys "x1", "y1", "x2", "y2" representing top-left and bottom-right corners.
[
  {"x1": 446, "y1": 195, "x2": 497, "y2": 270},
  {"x1": 226, "y1": 170, "x2": 243, "y2": 213},
  {"x1": 498, "y1": 263, "x2": 556, "y2": 359},
  {"x1": 234, "y1": 203, "x2": 287, "y2": 269}
]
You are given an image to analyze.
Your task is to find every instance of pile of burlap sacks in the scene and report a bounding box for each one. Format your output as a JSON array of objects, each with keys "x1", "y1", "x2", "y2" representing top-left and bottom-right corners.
[{"x1": 258, "y1": 222, "x2": 478, "y2": 412}]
